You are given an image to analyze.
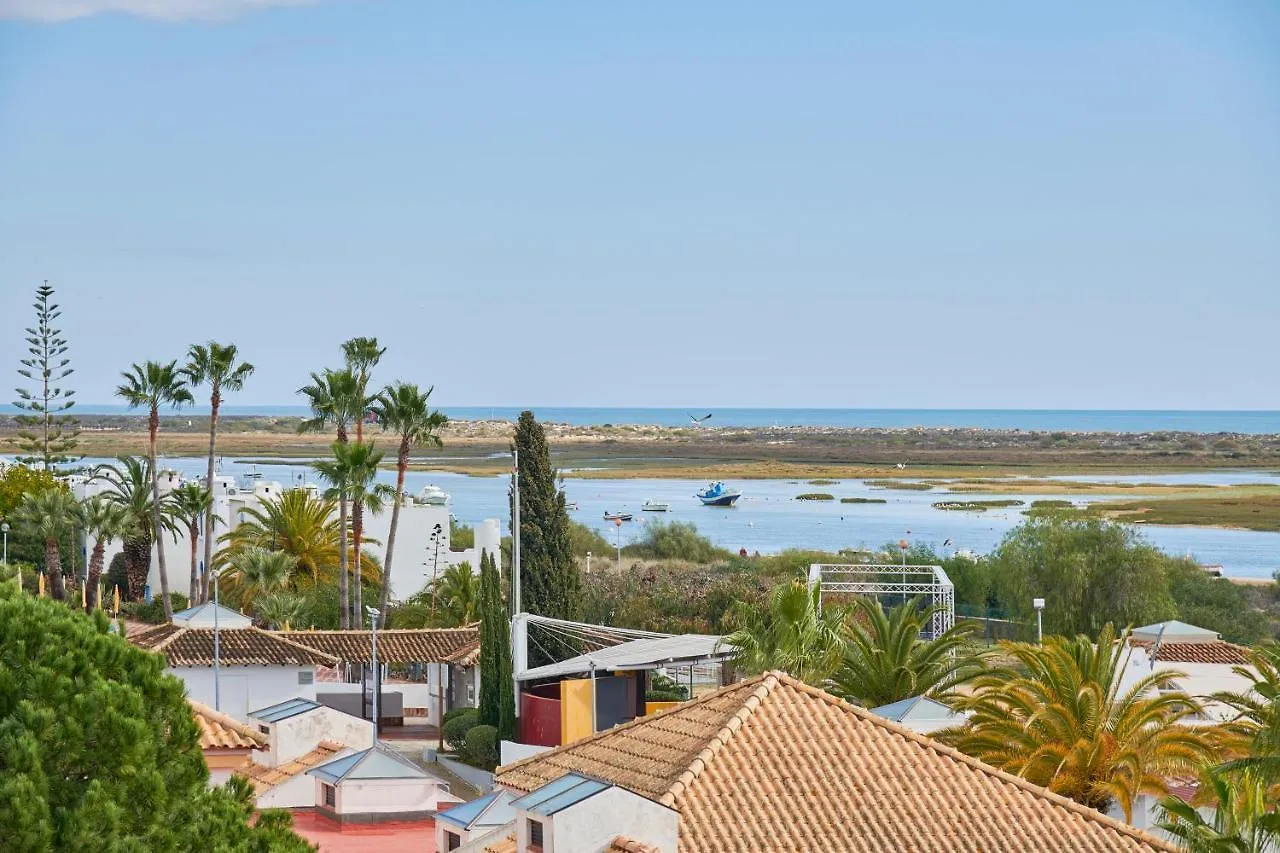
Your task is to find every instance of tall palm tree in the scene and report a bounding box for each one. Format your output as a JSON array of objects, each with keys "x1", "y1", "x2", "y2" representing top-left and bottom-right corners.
[
  {"x1": 313, "y1": 444, "x2": 356, "y2": 628},
  {"x1": 223, "y1": 547, "x2": 297, "y2": 611},
  {"x1": 341, "y1": 336, "x2": 385, "y2": 443},
  {"x1": 217, "y1": 488, "x2": 342, "y2": 585},
  {"x1": 98, "y1": 456, "x2": 172, "y2": 601},
  {"x1": 167, "y1": 482, "x2": 214, "y2": 603},
  {"x1": 340, "y1": 442, "x2": 394, "y2": 620},
  {"x1": 370, "y1": 382, "x2": 447, "y2": 624},
  {"x1": 828, "y1": 597, "x2": 990, "y2": 708},
  {"x1": 78, "y1": 496, "x2": 129, "y2": 611},
  {"x1": 116, "y1": 361, "x2": 193, "y2": 620},
  {"x1": 183, "y1": 342, "x2": 254, "y2": 603},
  {"x1": 14, "y1": 488, "x2": 78, "y2": 600},
  {"x1": 1157, "y1": 767, "x2": 1280, "y2": 853},
  {"x1": 298, "y1": 367, "x2": 361, "y2": 443},
  {"x1": 721, "y1": 580, "x2": 849, "y2": 685},
  {"x1": 939, "y1": 624, "x2": 1212, "y2": 819}
]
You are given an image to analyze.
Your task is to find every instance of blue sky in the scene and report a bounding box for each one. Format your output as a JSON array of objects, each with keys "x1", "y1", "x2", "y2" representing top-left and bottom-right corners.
[{"x1": 1, "y1": 1, "x2": 1277, "y2": 409}]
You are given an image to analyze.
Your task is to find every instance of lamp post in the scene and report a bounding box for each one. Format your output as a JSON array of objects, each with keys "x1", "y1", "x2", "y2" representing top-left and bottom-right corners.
[
  {"x1": 586, "y1": 551, "x2": 591, "y2": 575},
  {"x1": 2, "y1": 522, "x2": 9, "y2": 564},
  {"x1": 1033, "y1": 597, "x2": 1045, "y2": 645},
  {"x1": 615, "y1": 518, "x2": 623, "y2": 566},
  {"x1": 367, "y1": 605, "x2": 380, "y2": 744},
  {"x1": 213, "y1": 567, "x2": 223, "y2": 710}
]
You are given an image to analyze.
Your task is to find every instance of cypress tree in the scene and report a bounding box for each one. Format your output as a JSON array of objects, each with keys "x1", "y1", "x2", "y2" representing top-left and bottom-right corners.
[
  {"x1": 13, "y1": 282, "x2": 80, "y2": 471},
  {"x1": 477, "y1": 549, "x2": 516, "y2": 740},
  {"x1": 510, "y1": 411, "x2": 579, "y2": 629}
]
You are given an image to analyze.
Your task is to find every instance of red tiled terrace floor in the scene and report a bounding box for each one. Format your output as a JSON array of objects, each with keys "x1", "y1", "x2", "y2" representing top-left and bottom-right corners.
[{"x1": 289, "y1": 811, "x2": 435, "y2": 852}]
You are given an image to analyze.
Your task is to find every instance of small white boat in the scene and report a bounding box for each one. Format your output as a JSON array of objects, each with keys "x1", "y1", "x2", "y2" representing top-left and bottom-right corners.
[
  {"x1": 642, "y1": 500, "x2": 670, "y2": 512},
  {"x1": 415, "y1": 484, "x2": 450, "y2": 506},
  {"x1": 603, "y1": 511, "x2": 633, "y2": 522}
]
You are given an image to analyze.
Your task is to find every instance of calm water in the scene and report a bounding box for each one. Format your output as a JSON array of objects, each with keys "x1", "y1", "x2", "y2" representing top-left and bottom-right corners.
[
  {"x1": 22, "y1": 405, "x2": 1280, "y2": 434},
  {"x1": 86, "y1": 457, "x2": 1280, "y2": 581}
]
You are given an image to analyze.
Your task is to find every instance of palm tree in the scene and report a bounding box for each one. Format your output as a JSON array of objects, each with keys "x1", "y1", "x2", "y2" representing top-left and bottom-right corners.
[
  {"x1": 1157, "y1": 767, "x2": 1280, "y2": 853},
  {"x1": 217, "y1": 488, "x2": 342, "y2": 585},
  {"x1": 98, "y1": 456, "x2": 172, "y2": 601},
  {"x1": 223, "y1": 547, "x2": 296, "y2": 611},
  {"x1": 254, "y1": 592, "x2": 309, "y2": 630},
  {"x1": 370, "y1": 382, "x2": 447, "y2": 624},
  {"x1": 167, "y1": 482, "x2": 214, "y2": 603},
  {"x1": 939, "y1": 624, "x2": 1212, "y2": 819},
  {"x1": 721, "y1": 580, "x2": 848, "y2": 684},
  {"x1": 183, "y1": 342, "x2": 254, "y2": 603},
  {"x1": 1212, "y1": 644, "x2": 1280, "y2": 782},
  {"x1": 14, "y1": 488, "x2": 78, "y2": 600},
  {"x1": 431, "y1": 561, "x2": 480, "y2": 626},
  {"x1": 115, "y1": 361, "x2": 193, "y2": 620},
  {"x1": 340, "y1": 441, "x2": 394, "y2": 620},
  {"x1": 78, "y1": 496, "x2": 129, "y2": 611},
  {"x1": 827, "y1": 597, "x2": 990, "y2": 707},
  {"x1": 313, "y1": 444, "x2": 356, "y2": 628},
  {"x1": 341, "y1": 336, "x2": 385, "y2": 443},
  {"x1": 298, "y1": 367, "x2": 361, "y2": 443}
]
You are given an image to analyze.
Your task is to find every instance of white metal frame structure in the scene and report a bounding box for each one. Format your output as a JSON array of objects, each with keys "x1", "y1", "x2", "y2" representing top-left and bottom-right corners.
[{"x1": 808, "y1": 563, "x2": 955, "y2": 639}]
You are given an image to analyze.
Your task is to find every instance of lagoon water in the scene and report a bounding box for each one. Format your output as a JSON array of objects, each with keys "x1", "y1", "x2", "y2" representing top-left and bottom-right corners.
[
  {"x1": 23, "y1": 405, "x2": 1280, "y2": 434},
  {"x1": 98, "y1": 457, "x2": 1280, "y2": 581}
]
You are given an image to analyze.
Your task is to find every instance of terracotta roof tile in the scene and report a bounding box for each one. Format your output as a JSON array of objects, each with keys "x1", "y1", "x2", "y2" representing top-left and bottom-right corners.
[
  {"x1": 130, "y1": 624, "x2": 339, "y2": 667},
  {"x1": 496, "y1": 672, "x2": 1177, "y2": 853},
  {"x1": 482, "y1": 833, "x2": 516, "y2": 853},
  {"x1": 235, "y1": 740, "x2": 344, "y2": 792},
  {"x1": 1129, "y1": 639, "x2": 1251, "y2": 665},
  {"x1": 189, "y1": 699, "x2": 267, "y2": 750},
  {"x1": 274, "y1": 627, "x2": 480, "y2": 665},
  {"x1": 610, "y1": 837, "x2": 661, "y2": 853}
]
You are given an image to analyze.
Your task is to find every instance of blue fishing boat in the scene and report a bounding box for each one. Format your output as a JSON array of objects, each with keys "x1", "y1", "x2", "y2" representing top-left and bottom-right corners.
[{"x1": 696, "y1": 481, "x2": 741, "y2": 506}]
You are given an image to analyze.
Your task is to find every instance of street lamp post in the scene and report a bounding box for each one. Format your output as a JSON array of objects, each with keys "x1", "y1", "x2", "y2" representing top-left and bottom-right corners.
[
  {"x1": 213, "y1": 567, "x2": 223, "y2": 710},
  {"x1": 367, "y1": 606, "x2": 380, "y2": 744},
  {"x1": 2, "y1": 522, "x2": 9, "y2": 564},
  {"x1": 615, "y1": 518, "x2": 623, "y2": 566},
  {"x1": 1033, "y1": 597, "x2": 1045, "y2": 644}
]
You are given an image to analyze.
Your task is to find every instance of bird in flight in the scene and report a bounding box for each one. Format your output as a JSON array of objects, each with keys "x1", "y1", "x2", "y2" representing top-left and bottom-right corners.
[{"x1": 688, "y1": 412, "x2": 713, "y2": 426}]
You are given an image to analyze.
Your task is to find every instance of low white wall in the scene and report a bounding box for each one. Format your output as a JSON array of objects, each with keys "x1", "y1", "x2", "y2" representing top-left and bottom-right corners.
[
  {"x1": 500, "y1": 740, "x2": 552, "y2": 766},
  {"x1": 262, "y1": 706, "x2": 374, "y2": 767},
  {"x1": 548, "y1": 786, "x2": 679, "y2": 853},
  {"x1": 178, "y1": 665, "x2": 316, "y2": 722},
  {"x1": 333, "y1": 777, "x2": 441, "y2": 815},
  {"x1": 258, "y1": 772, "x2": 324, "y2": 810}
]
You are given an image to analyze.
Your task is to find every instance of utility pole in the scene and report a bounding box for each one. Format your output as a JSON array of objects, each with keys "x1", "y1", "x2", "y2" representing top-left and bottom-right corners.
[{"x1": 511, "y1": 448, "x2": 521, "y2": 616}]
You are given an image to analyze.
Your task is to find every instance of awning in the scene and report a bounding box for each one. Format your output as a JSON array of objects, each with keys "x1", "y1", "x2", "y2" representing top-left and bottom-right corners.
[{"x1": 518, "y1": 634, "x2": 733, "y2": 681}]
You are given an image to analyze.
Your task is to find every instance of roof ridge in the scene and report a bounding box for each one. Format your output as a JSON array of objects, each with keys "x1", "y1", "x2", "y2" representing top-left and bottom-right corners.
[
  {"x1": 252, "y1": 627, "x2": 342, "y2": 665},
  {"x1": 275, "y1": 627, "x2": 474, "y2": 635},
  {"x1": 149, "y1": 624, "x2": 186, "y2": 651},
  {"x1": 765, "y1": 671, "x2": 1181, "y2": 853},
  {"x1": 659, "y1": 673, "x2": 780, "y2": 807},
  {"x1": 189, "y1": 698, "x2": 268, "y2": 746},
  {"x1": 494, "y1": 673, "x2": 774, "y2": 779}
]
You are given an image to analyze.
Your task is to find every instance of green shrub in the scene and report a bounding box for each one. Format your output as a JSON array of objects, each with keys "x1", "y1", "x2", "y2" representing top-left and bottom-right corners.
[
  {"x1": 645, "y1": 672, "x2": 689, "y2": 702},
  {"x1": 623, "y1": 521, "x2": 729, "y2": 563},
  {"x1": 443, "y1": 706, "x2": 476, "y2": 725},
  {"x1": 122, "y1": 593, "x2": 190, "y2": 624},
  {"x1": 449, "y1": 519, "x2": 474, "y2": 550},
  {"x1": 807, "y1": 479, "x2": 838, "y2": 486},
  {"x1": 442, "y1": 708, "x2": 479, "y2": 752},
  {"x1": 462, "y1": 724, "x2": 499, "y2": 769},
  {"x1": 569, "y1": 521, "x2": 612, "y2": 558},
  {"x1": 795, "y1": 493, "x2": 834, "y2": 501}
]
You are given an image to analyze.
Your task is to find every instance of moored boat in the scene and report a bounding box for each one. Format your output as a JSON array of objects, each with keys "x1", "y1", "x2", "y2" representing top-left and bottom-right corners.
[
  {"x1": 603, "y1": 511, "x2": 633, "y2": 522},
  {"x1": 696, "y1": 481, "x2": 741, "y2": 506},
  {"x1": 415, "y1": 484, "x2": 450, "y2": 506},
  {"x1": 642, "y1": 500, "x2": 670, "y2": 512}
]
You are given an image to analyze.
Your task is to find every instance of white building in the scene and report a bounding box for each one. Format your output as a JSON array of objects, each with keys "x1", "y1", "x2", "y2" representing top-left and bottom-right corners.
[
  {"x1": 71, "y1": 472, "x2": 502, "y2": 603},
  {"x1": 129, "y1": 621, "x2": 340, "y2": 720},
  {"x1": 1122, "y1": 620, "x2": 1257, "y2": 723},
  {"x1": 437, "y1": 790, "x2": 518, "y2": 851},
  {"x1": 869, "y1": 695, "x2": 968, "y2": 734},
  {"x1": 307, "y1": 744, "x2": 461, "y2": 823},
  {"x1": 248, "y1": 697, "x2": 375, "y2": 769}
]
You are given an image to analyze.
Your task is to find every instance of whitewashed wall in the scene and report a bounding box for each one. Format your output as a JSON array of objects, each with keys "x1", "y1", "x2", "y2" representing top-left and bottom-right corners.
[
  {"x1": 255, "y1": 706, "x2": 374, "y2": 768},
  {"x1": 177, "y1": 665, "x2": 316, "y2": 722}
]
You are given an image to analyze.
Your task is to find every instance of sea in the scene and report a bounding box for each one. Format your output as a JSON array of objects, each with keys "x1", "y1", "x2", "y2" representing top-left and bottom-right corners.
[{"x1": 11, "y1": 406, "x2": 1280, "y2": 434}]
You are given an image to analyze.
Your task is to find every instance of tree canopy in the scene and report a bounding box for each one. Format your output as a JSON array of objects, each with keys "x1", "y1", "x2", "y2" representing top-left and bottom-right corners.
[
  {"x1": 0, "y1": 587, "x2": 313, "y2": 852},
  {"x1": 511, "y1": 411, "x2": 579, "y2": 629}
]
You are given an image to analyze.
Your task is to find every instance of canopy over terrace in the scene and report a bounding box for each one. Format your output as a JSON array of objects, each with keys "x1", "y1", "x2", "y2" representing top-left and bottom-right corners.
[{"x1": 518, "y1": 633, "x2": 733, "y2": 681}]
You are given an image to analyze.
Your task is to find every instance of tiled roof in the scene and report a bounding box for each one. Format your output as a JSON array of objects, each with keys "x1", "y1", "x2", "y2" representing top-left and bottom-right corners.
[
  {"x1": 235, "y1": 741, "x2": 344, "y2": 792},
  {"x1": 274, "y1": 626, "x2": 480, "y2": 665},
  {"x1": 610, "y1": 838, "x2": 661, "y2": 853},
  {"x1": 495, "y1": 672, "x2": 1177, "y2": 853},
  {"x1": 1130, "y1": 639, "x2": 1251, "y2": 665},
  {"x1": 130, "y1": 624, "x2": 339, "y2": 667},
  {"x1": 189, "y1": 699, "x2": 267, "y2": 750},
  {"x1": 482, "y1": 834, "x2": 516, "y2": 853}
]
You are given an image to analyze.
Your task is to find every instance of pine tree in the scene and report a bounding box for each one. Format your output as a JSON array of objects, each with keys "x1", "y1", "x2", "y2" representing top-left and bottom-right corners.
[
  {"x1": 510, "y1": 411, "x2": 579, "y2": 632},
  {"x1": 12, "y1": 282, "x2": 80, "y2": 471},
  {"x1": 478, "y1": 549, "x2": 517, "y2": 740}
]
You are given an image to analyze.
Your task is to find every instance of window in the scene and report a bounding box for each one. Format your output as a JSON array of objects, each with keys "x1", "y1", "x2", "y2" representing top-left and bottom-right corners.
[
  {"x1": 322, "y1": 783, "x2": 336, "y2": 808},
  {"x1": 528, "y1": 818, "x2": 544, "y2": 849},
  {"x1": 258, "y1": 725, "x2": 270, "y2": 736},
  {"x1": 445, "y1": 831, "x2": 461, "y2": 851},
  {"x1": 298, "y1": 670, "x2": 314, "y2": 685}
]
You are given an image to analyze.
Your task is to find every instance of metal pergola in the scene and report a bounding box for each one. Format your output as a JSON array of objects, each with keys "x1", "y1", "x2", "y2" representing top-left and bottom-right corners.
[{"x1": 808, "y1": 563, "x2": 956, "y2": 639}]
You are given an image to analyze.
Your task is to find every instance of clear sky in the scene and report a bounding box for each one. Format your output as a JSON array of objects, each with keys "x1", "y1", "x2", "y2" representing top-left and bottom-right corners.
[{"x1": 1, "y1": 1, "x2": 1277, "y2": 410}]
